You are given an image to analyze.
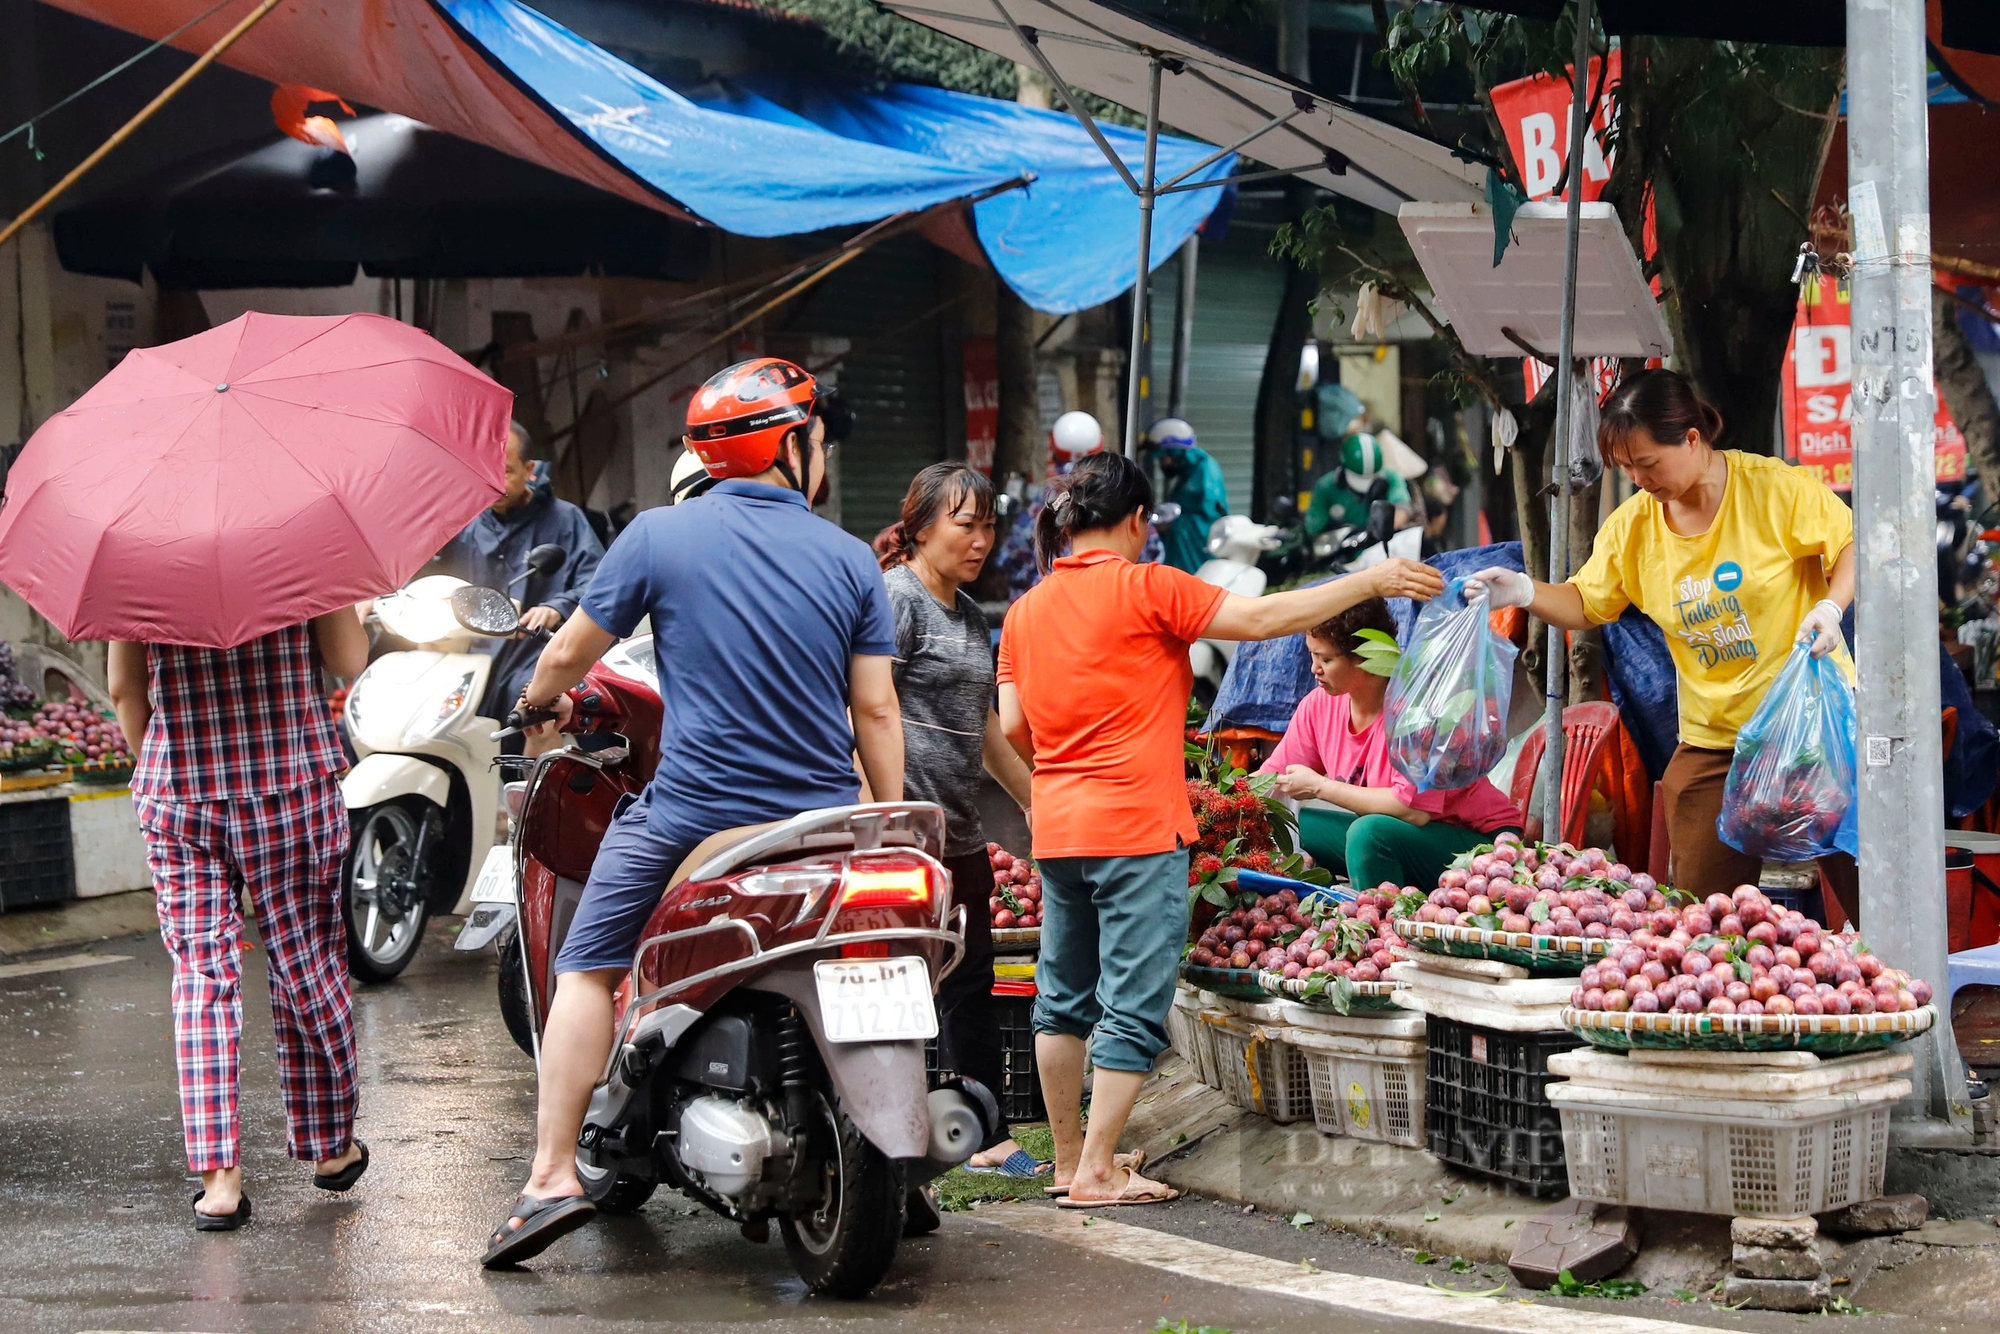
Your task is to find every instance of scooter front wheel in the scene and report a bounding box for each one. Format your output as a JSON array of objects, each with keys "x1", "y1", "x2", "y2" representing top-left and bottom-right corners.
[{"x1": 342, "y1": 800, "x2": 433, "y2": 982}]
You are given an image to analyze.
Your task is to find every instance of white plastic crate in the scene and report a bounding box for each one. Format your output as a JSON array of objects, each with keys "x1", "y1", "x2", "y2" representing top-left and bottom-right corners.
[
  {"x1": 1287, "y1": 1027, "x2": 1426, "y2": 1147},
  {"x1": 1253, "y1": 1025, "x2": 1316, "y2": 1124},
  {"x1": 1551, "y1": 1078, "x2": 1907, "y2": 1216},
  {"x1": 1277, "y1": 1000, "x2": 1427, "y2": 1041},
  {"x1": 1166, "y1": 991, "x2": 1216, "y2": 1086}
]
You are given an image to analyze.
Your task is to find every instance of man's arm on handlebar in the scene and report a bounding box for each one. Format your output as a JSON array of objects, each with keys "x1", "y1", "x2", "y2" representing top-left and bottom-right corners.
[{"x1": 517, "y1": 608, "x2": 619, "y2": 725}]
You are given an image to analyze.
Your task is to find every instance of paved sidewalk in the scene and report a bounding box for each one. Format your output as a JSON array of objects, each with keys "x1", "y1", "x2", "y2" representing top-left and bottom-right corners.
[{"x1": 0, "y1": 888, "x2": 156, "y2": 958}]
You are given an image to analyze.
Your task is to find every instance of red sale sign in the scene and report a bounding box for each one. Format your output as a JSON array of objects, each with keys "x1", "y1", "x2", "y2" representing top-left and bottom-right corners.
[
  {"x1": 1490, "y1": 52, "x2": 1620, "y2": 204},
  {"x1": 962, "y1": 336, "x2": 999, "y2": 475},
  {"x1": 1780, "y1": 274, "x2": 1965, "y2": 491}
]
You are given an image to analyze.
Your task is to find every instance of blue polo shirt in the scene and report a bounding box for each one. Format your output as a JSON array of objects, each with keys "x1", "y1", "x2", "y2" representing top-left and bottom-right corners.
[{"x1": 581, "y1": 479, "x2": 896, "y2": 847}]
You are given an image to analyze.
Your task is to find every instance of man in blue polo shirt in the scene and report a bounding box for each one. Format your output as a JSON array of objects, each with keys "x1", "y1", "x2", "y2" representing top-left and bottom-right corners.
[{"x1": 482, "y1": 358, "x2": 904, "y2": 1268}]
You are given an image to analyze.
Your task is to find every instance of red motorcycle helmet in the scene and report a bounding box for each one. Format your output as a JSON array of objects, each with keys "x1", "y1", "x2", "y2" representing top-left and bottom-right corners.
[{"x1": 683, "y1": 357, "x2": 817, "y2": 481}]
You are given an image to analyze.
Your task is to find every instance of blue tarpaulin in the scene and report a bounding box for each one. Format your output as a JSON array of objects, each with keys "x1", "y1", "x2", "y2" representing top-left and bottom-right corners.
[
  {"x1": 439, "y1": 0, "x2": 1233, "y2": 313},
  {"x1": 687, "y1": 78, "x2": 1236, "y2": 314}
]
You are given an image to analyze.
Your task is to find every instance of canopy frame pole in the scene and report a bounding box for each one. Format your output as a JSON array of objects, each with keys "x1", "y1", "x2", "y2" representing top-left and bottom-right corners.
[
  {"x1": 988, "y1": 0, "x2": 1141, "y2": 195},
  {"x1": 1157, "y1": 165, "x2": 1301, "y2": 195},
  {"x1": 1121, "y1": 59, "x2": 1163, "y2": 457},
  {"x1": 1539, "y1": 0, "x2": 1592, "y2": 841},
  {"x1": 1847, "y1": 0, "x2": 1962, "y2": 1128},
  {"x1": 1170, "y1": 232, "x2": 1198, "y2": 418},
  {"x1": 1154, "y1": 104, "x2": 1306, "y2": 191}
]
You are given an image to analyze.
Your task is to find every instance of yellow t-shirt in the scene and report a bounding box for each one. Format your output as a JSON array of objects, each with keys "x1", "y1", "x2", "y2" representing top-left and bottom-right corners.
[{"x1": 1570, "y1": 451, "x2": 1853, "y2": 750}]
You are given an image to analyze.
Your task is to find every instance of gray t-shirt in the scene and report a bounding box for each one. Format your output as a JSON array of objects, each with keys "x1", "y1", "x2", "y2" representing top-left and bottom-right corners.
[{"x1": 885, "y1": 563, "x2": 993, "y2": 857}]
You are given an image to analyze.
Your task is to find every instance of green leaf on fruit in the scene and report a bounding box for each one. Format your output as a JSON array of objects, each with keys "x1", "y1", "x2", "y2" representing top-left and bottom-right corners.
[
  {"x1": 1733, "y1": 959, "x2": 1753, "y2": 984},
  {"x1": 1325, "y1": 975, "x2": 1359, "y2": 1015},
  {"x1": 1302, "y1": 867, "x2": 1335, "y2": 887},
  {"x1": 1528, "y1": 901, "x2": 1550, "y2": 923},
  {"x1": 1200, "y1": 882, "x2": 1234, "y2": 907},
  {"x1": 1217, "y1": 866, "x2": 1240, "y2": 883},
  {"x1": 1469, "y1": 913, "x2": 1500, "y2": 931}
]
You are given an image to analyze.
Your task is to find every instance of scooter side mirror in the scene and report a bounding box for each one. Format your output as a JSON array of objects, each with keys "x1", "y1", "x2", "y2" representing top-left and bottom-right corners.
[
  {"x1": 1365, "y1": 498, "x2": 1395, "y2": 548},
  {"x1": 525, "y1": 543, "x2": 568, "y2": 577},
  {"x1": 451, "y1": 585, "x2": 522, "y2": 637}
]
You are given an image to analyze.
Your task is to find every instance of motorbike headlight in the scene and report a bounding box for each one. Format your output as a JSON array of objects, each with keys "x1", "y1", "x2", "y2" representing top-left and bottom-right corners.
[
  {"x1": 404, "y1": 670, "x2": 475, "y2": 746},
  {"x1": 343, "y1": 667, "x2": 369, "y2": 734}
]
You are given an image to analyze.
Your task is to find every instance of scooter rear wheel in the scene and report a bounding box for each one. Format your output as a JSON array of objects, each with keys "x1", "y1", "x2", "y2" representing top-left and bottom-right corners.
[
  {"x1": 780, "y1": 1092, "x2": 905, "y2": 1299},
  {"x1": 496, "y1": 944, "x2": 535, "y2": 1058}
]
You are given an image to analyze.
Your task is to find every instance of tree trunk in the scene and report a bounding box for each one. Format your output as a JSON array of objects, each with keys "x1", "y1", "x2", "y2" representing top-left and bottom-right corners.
[
  {"x1": 1935, "y1": 286, "x2": 2000, "y2": 504},
  {"x1": 1255, "y1": 184, "x2": 1316, "y2": 522}
]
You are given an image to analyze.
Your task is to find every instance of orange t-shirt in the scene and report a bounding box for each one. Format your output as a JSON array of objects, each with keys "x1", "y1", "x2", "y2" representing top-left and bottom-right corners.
[{"x1": 997, "y1": 549, "x2": 1227, "y2": 859}]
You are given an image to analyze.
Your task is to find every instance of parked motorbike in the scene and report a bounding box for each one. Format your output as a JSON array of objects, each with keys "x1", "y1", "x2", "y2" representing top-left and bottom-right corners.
[
  {"x1": 1190, "y1": 515, "x2": 1284, "y2": 701},
  {"x1": 461, "y1": 623, "x2": 992, "y2": 1297},
  {"x1": 338, "y1": 543, "x2": 566, "y2": 981}
]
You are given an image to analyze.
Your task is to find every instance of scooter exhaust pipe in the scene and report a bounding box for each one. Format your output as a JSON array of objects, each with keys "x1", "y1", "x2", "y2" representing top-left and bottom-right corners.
[{"x1": 909, "y1": 1078, "x2": 1001, "y2": 1186}]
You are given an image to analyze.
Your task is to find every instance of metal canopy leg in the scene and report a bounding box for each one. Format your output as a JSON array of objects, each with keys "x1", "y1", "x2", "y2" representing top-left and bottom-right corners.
[
  {"x1": 1122, "y1": 62, "x2": 1162, "y2": 457},
  {"x1": 1540, "y1": 0, "x2": 1592, "y2": 839},
  {"x1": 1847, "y1": 0, "x2": 1962, "y2": 1129}
]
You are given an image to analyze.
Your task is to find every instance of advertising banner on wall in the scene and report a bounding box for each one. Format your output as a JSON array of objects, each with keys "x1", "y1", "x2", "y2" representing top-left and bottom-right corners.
[{"x1": 1781, "y1": 275, "x2": 1965, "y2": 491}]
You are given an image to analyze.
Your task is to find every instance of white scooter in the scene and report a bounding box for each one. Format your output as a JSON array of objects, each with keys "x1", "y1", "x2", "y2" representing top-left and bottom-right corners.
[
  {"x1": 1190, "y1": 515, "x2": 1285, "y2": 701},
  {"x1": 339, "y1": 544, "x2": 565, "y2": 981},
  {"x1": 1189, "y1": 504, "x2": 1422, "y2": 700}
]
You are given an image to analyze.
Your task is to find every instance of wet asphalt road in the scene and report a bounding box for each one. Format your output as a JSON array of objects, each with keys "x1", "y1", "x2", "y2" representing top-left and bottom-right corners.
[{"x1": 0, "y1": 922, "x2": 1432, "y2": 1334}]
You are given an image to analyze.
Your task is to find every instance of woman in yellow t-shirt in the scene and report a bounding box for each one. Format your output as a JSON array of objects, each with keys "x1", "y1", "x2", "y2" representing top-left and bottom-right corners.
[{"x1": 1469, "y1": 369, "x2": 1855, "y2": 899}]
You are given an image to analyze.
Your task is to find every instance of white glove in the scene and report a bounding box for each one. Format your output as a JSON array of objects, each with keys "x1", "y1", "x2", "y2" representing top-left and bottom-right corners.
[
  {"x1": 1798, "y1": 599, "x2": 1845, "y2": 657},
  {"x1": 1466, "y1": 566, "x2": 1534, "y2": 610}
]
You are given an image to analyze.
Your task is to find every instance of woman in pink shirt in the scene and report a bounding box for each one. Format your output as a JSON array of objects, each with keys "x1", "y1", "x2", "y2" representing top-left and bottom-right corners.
[{"x1": 1260, "y1": 598, "x2": 1521, "y2": 889}]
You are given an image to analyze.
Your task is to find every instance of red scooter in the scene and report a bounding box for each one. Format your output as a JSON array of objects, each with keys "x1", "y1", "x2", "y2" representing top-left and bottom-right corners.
[{"x1": 489, "y1": 628, "x2": 995, "y2": 1298}]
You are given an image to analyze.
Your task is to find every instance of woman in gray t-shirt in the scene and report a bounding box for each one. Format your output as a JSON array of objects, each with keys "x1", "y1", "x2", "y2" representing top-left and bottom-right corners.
[{"x1": 879, "y1": 463, "x2": 1040, "y2": 1175}]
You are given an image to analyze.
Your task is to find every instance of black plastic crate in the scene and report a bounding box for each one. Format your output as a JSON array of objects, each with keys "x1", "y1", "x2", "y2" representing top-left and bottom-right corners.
[
  {"x1": 0, "y1": 797, "x2": 74, "y2": 911},
  {"x1": 1759, "y1": 880, "x2": 1826, "y2": 924},
  {"x1": 1424, "y1": 1015, "x2": 1579, "y2": 1197},
  {"x1": 925, "y1": 989, "x2": 1046, "y2": 1126}
]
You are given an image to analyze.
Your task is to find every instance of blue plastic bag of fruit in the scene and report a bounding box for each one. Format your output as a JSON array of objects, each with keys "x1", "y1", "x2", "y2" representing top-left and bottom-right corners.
[
  {"x1": 1717, "y1": 641, "x2": 1857, "y2": 861},
  {"x1": 1384, "y1": 578, "x2": 1518, "y2": 793}
]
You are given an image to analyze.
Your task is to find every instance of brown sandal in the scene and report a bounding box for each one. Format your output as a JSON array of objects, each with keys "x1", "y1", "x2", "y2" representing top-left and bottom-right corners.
[
  {"x1": 1056, "y1": 1167, "x2": 1179, "y2": 1209},
  {"x1": 1043, "y1": 1150, "x2": 1147, "y2": 1197}
]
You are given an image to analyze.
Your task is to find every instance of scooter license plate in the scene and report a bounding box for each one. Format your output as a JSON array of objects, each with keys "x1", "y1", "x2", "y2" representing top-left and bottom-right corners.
[
  {"x1": 470, "y1": 846, "x2": 515, "y2": 904},
  {"x1": 813, "y1": 958, "x2": 937, "y2": 1044}
]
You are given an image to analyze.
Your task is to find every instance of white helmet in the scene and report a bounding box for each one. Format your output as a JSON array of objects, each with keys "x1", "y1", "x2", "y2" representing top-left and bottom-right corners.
[
  {"x1": 1146, "y1": 417, "x2": 1196, "y2": 450},
  {"x1": 1342, "y1": 432, "x2": 1388, "y2": 492},
  {"x1": 1050, "y1": 410, "x2": 1103, "y2": 459},
  {"x1": 669, "y1": 446, "x2": 715, "y2": 504}
]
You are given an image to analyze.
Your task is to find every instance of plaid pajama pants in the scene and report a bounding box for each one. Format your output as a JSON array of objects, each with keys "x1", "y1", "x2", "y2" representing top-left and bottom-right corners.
[{"x1": 136, "y1": 776, "x2": 357, "y2": 1172}]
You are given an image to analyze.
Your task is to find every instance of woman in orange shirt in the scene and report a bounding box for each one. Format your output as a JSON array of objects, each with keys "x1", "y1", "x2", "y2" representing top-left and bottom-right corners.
[{"x1": 998, "y1": 453, "x2": 1442, "y2": 1206}]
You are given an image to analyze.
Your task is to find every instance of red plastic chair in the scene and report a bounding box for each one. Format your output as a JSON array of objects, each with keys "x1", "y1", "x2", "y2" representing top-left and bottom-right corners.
[{"x1": 1508, "y1": 702, "x2": 1624, "y2": 848}]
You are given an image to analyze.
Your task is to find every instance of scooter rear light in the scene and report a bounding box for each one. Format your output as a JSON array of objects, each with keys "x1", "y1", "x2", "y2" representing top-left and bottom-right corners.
[
  {"x1": 836, "y1": 866, "x2": 933, "y2": 910},
  {"x1": 840, "y1": 942, "x2": 891, "y2": 959}
]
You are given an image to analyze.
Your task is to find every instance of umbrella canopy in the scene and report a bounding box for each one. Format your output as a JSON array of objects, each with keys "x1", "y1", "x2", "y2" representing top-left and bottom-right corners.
[{"x1": 0, "y1": 313, "x2": 511, "y2": 649}]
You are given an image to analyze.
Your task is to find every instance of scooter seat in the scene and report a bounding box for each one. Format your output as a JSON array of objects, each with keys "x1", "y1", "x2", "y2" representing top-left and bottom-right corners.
[{"x1": 668, "y1": 822, "x2": 785, "y2": 891}]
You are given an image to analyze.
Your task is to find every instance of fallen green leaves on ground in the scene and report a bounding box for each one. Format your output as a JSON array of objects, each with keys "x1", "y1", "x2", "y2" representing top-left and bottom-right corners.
[
  {"x1": 1155, "y1": 1320, "x2": 1230, "y2": 1334},
  {"x1": 1553, "y1": 1270, "x2": 1648, "y2": 1299}
]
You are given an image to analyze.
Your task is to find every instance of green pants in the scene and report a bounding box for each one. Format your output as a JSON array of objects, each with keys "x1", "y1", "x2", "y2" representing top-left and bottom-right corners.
[{"x1": 1298, "y1": 807, "x2": 1516, "y2": 892}]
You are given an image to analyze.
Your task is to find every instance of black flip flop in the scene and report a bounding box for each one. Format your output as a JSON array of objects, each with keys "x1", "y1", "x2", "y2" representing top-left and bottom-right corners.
[
  {"x1": 481, "y1": 1193, "x2": 596, "y2": 1269},
  {"x1": 192, "y1": 1191, "x2": 252, "y2": 1232},
  {"x1": 314, "y1": 1141, "x2": 370, "y2": 1193}
]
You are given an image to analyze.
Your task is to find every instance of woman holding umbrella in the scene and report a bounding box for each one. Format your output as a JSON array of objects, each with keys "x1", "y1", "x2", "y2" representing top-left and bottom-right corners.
[
  {"x1": 109, "y1": 612, "x2": 372, "y2": 1227},
  {"x1": 0, "y1": 312, "x2": 514, "y2": 1230}
]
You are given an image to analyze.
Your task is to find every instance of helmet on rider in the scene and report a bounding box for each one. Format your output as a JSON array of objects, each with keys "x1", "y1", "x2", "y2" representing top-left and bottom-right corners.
[
  {"x1": 1049, "y1": 410, "x2": 1103, "y2": 462},
  {"x1": 1145, "y1": 417, "x2": 1197, "y2": 451},
  {"x1": 1341, "y1": 432, "x2": 1387, "y2": 492},
  {"x1": 683, "y1": 357, "x2": 819, "y2": 492},
  {"x1": 668, "y1": 445, "x2": 716, "y2": 505}
]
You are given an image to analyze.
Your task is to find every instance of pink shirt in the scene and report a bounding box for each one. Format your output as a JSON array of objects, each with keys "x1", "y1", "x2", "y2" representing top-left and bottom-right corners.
[{"x1": 1259, "y1": 688, "x2": 1522, "y2": 833}]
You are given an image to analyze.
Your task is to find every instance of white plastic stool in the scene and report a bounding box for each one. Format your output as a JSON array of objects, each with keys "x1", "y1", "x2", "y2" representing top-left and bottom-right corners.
[{"x1": 1946, "y1": 943, "x2": 2000, "y2": 1009}]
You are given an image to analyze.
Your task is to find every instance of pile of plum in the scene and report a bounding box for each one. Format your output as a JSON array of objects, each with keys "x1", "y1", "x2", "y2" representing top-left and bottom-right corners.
[
  {"x1": 1189, "y1": 885, "x2": 1403, "y2": 984},
  {"x1": 986, "y1": 842, "x2": 1042, "y2": 930},
  {"x1": 1396, "y1": 832, "x2": 1663, "y2": 940},
  {"x1": 0, "y1": 697, "x2": 132, "y2": 768},
  {"x1": 1568, "y1": 884, "x2": 1933, "y2": 1018}
]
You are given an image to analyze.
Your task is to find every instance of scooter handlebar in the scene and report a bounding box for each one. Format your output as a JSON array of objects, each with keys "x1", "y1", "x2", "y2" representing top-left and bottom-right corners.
[{"x1": 492, "y1": 701, "x2": 560, "y2": 741}]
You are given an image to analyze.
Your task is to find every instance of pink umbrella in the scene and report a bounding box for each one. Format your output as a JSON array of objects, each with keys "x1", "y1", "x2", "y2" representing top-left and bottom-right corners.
[{"x1": 0, "y1": 311, "x2": 512, "y2": 648}]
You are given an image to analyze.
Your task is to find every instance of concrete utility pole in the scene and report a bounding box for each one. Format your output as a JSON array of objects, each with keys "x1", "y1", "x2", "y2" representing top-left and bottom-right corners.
[{"x1": 1846, "y1": 0, "x2": 1962, "y2": 1127}]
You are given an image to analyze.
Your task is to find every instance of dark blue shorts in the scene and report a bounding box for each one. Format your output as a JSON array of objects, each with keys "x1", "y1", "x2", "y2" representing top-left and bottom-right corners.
[{"x1": 552, "y1": 790, "x2": 696, "y2": 975}]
